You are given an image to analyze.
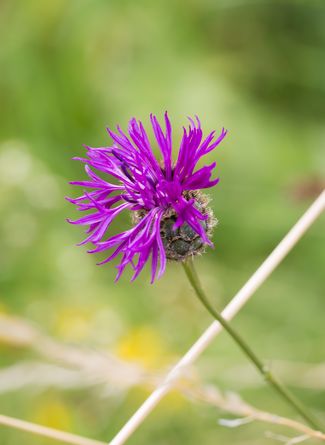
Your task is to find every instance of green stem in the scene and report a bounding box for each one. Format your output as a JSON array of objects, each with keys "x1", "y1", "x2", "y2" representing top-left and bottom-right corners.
[{"x1": 182, "y1": 259, "x2": 322, "y2": 431}]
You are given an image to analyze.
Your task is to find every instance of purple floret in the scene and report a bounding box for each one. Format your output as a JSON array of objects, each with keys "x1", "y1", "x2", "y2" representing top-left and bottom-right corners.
[{"x1": 67, "y1": 113, "x2": 227, "y2": 282}]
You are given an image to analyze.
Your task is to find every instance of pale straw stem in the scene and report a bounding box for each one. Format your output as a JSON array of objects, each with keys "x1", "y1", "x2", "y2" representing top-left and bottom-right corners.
[
  {"x1": 0, "y1": 414, "x2": 106, "y2": 445},
  {"x1": 108, "y1": 190, "x2": 325, "y2": 445},
  {"x1": 185, "y1": 385, "x2": 325, "y2": 441}
]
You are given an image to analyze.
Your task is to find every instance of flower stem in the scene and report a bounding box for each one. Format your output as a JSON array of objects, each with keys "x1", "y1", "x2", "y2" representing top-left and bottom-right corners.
[{"x1": 182, "y1": 259, "x2": 322, "y2": 431}]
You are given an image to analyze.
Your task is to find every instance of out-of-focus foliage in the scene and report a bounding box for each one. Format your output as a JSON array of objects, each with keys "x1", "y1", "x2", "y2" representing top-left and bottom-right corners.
[{"x1": 0, "y1": 1, "x2": 324, "y2": 444}]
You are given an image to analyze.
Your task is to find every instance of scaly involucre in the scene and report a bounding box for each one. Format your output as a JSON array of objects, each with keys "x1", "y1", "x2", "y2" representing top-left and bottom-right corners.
[{"x1": 67, "y1": 113, "x2": 227, "y2": 282}]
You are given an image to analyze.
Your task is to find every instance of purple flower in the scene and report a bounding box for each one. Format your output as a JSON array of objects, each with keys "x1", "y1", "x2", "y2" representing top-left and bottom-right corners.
[{"x1": 67, "y1": 113, "x2": 227, "y2": 283}]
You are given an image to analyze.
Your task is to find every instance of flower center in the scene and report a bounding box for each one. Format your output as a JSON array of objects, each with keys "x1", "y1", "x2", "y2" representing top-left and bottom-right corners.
[
  {"x1": 160, "y1": 214, "x2": 207, "y2": 261},
  {"x1": 132, "y1": 191, "x2": 216, "y2": 262}
]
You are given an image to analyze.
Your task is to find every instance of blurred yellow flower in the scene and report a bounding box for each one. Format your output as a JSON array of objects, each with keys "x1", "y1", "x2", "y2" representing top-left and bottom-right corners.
[
  {"x1": 32, "y1": 397, "x2": 72, "y2": 431},
  {"x1": 54, "y1": 307, "x2": 93, "y2": 342},
  {"x1": 116, "y1": 325, "x2": 170, "y2": 369},
  {"x1": 161, "y1": 390, "x2": 187, "y2": 413}
]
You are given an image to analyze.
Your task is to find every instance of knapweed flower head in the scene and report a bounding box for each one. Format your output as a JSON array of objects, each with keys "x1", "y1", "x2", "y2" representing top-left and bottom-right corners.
[{"x1": 67, "y1": 113, "x2": 227, "y2": 283}]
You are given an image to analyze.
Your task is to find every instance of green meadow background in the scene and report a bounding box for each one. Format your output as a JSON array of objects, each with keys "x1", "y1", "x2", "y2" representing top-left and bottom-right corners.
[{"x1": 0, "y1": 1, "x2": 324, "y2": 444}]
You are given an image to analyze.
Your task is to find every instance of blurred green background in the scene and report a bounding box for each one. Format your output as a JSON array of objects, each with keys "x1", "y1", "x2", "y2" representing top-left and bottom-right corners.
[{"x1": 0, "y1": 1, "x2": 324, "y2": 444}]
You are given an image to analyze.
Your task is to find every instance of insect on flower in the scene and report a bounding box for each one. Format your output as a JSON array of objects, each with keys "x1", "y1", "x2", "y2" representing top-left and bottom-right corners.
[{"x1": 67, "y1": 113, "x2": 227, "y2": 282}]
